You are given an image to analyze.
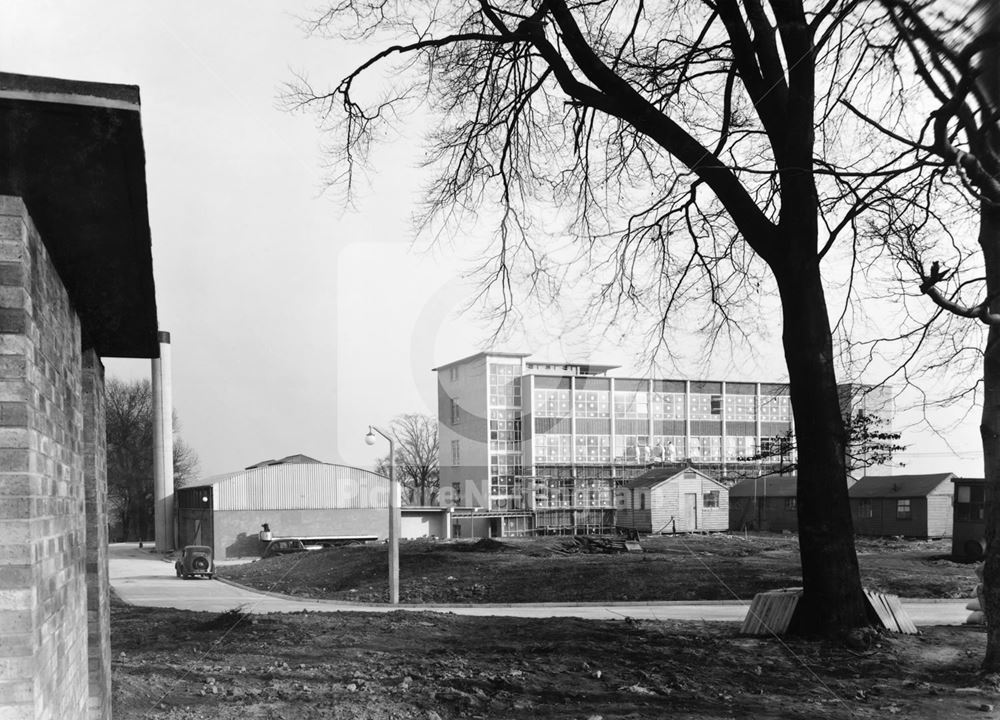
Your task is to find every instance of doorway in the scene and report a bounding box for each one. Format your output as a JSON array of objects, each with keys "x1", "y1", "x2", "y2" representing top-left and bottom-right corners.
[{"x1": 684, "y1": 493, "x2": 698, "y2": 531}]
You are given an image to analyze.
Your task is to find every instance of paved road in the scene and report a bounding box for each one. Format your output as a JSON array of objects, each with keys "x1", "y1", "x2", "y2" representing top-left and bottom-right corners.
[{"x1": 109, "y1": 543, "x2": 972, "y2": 626}]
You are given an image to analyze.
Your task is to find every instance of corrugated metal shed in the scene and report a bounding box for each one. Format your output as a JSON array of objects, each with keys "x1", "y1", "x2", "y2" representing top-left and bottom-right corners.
[{"x1": 195, "y1": 463, "x2": 389, "y2": 511}]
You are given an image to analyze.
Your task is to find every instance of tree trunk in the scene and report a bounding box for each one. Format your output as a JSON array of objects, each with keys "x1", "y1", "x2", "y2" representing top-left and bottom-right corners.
[
  {"x1": 978, "y1": 0, "x2": 1000, "y2": 671},
  {"x1": 980, "y1": 201, "x2": 1000, "y2": 669},
  {"x1": 775, "y1": 260, "x2": 871, "y2": 635}
]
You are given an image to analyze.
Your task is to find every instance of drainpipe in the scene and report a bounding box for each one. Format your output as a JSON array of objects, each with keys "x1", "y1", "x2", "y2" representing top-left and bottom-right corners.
[{"x1": 152, "y1": 331, "x2": 175, "y2": 552}]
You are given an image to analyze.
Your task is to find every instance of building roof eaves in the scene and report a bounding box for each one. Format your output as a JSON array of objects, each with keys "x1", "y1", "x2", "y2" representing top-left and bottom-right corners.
[
  {"x1": 849, "y1": 472, "x2": 956, "y2": 498},
  {"x1": 432, "y1": 351, "x2": 532, "y2": 372},
  {"x1": 729, "y1": 475, "x2": 799, "y2": 497},
  {"x1": 0, "y1": 72, "x2": 158, "y2": 359}
]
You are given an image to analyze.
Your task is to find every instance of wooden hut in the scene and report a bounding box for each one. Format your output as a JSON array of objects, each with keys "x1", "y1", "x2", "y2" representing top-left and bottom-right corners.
[
  {"x1": 848, "y1": 473, "x2": 955, "y2": 539},
  {"x1": 728, "y1": 475, "x2": 799, "y2": 533},
  {"x1": 617, "y1": 466, "x2": 728, "y2": 534}
]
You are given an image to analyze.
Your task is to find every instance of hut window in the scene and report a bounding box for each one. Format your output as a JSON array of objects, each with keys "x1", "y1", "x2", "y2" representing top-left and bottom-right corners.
[
  {"x1": 858, "y1": 499, "x2": 872, "y2": 519},
  {"x1": 704, "y1": 490, "x2": 719, "y2": 508},
  {"x1": 896, "y1": 499, "x2": 912, "y2": 520},
  {"x1": 784, "y1": 497, "x2": 796, "y2": 511},
  {"x1": 640, "y1": 493, "x2": 646, "y2": 510}
]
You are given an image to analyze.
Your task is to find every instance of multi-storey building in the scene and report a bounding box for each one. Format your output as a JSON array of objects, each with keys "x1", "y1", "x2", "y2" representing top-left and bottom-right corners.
[{"x1": 435, "y1": 351, "x2": 812, "y2": 536}]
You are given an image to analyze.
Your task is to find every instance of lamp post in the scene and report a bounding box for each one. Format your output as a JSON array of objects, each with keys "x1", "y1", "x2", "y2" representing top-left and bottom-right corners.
[{"x1": 366, "y1": 425, "x2": 400, "y2": 604}]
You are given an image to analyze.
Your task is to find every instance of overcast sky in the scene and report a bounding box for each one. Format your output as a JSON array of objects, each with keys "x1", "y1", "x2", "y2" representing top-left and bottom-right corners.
[{"x1": 1, "y1": 1, "x2": 984, "y2": 478}]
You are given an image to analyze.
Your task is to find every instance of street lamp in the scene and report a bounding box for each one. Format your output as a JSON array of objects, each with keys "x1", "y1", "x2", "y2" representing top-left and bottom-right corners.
[{"x1": 366, "y1": 425, "x2": 400, "y2": 604}]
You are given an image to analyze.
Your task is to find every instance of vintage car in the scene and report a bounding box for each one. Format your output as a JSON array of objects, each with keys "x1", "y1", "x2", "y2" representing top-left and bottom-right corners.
[
  {"x1": 174, "y1": 545, "x2": 215, "y2": 579},
  {"x1": 260, "y1": 538, "x2": 323, "y2": 559}
]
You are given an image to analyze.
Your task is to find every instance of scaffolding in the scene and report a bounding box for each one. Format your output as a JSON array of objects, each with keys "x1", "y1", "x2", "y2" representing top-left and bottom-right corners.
[{"x1": 522, "y1": 475, "x2": 618, "y2": 535}]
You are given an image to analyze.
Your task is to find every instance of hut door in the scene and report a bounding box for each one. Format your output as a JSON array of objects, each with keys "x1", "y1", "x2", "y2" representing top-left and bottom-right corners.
[{"x1": 684, "y1": 493, "x2": 698, "y2": 530}]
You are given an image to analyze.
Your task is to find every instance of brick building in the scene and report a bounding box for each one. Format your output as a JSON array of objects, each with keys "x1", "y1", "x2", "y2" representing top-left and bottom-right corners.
[{"x1": 0, "y1": 74, "x2": 159, "y2": 719}]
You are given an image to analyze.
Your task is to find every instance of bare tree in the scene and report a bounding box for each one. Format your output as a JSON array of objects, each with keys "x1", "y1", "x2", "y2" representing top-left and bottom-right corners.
[
  {"x1": 376, "y1": 414, "x2": 440, "y2": 506},
  {"x1": 106, "y1": 377, "x2": 199, "y2": 542},
  {"x1": 861, "y1": 0, "x2": 1000, "y2": 669},
  {"x1": 290, "y1": 1, "x2": 931, "y2": 634}
]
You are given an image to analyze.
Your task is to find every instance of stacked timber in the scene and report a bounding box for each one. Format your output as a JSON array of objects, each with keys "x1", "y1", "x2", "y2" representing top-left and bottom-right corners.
[{"x1": 741, "y1": 587, "x2": 917, "y2": 635}]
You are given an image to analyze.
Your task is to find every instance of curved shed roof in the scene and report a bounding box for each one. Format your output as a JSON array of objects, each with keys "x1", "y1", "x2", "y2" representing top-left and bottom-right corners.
[{"x1": 195, "y1": 463, "x2": 389, "y2": 512}]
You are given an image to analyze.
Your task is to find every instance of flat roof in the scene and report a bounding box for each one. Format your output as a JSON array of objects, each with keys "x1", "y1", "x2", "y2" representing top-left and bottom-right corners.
[
  {"x1": 526, "y1": 360, "x2": 621, "y2": 375},
  {"x1": 434, "y1": 352, "x2": 793, "y2": 386},
  {"x1": 0, "y1": 72, "x2": 158, "y2": 358},
  {"x1": 432, "y1": 351, "x2": 531, "y2": 372}
]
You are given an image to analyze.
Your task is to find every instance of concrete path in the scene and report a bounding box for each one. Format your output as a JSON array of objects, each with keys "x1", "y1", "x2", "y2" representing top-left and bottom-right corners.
[{"x1": 109, "y1": 543, "x2": 972, "y2": 626}]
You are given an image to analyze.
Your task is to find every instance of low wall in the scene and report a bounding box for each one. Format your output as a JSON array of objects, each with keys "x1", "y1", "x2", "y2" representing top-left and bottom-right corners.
[{"x1": 213, "y1": 508, "x2": 390, "y2": 558}]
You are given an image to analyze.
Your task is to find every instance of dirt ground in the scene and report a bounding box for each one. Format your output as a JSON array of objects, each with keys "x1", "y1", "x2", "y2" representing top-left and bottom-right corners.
[
  {"x1": 218, "y1": 533, "x2": 977, "y2": 604},
  {"x1": 114, "y1": 534, "x2": 992, "y2": 718},
  {"x1": 112, "y1": 601, "x2": 1000, "y2": 720}
]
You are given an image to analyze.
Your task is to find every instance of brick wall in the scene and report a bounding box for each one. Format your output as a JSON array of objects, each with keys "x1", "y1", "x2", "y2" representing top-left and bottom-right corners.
[
  {"x1": 0, "y1": 196, "x2": 107, "y2": 719},
  {"x1": 83, "y1": 349, "x2": 109, "y2": 720}
]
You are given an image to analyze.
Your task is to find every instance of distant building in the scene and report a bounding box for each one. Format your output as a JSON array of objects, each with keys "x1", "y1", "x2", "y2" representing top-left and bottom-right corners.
[
  {"x1": 730, "y1": 472, "x2": 958, "y2": 539},
  {"x1": 618, "y1": 466, "x2": 729, "y2": 534},
  {"x1": 177, "y1": 457, "x2": 451, "y2": 558},
  {"x1": 849, "y1": 473, "x2": 955, "y2": 539},
  {"x1": 728, "y1": 475, "x2": 800, "y2": 533},
  {"x1": 434, "y1": 351, "x2": 895, "y2": 538},
  {"x1": 434, "y1": 351, "x2": 838, "y2": 537},
  {"x1": 952, "y1": 477, "x2": 986, "y2": 560}
]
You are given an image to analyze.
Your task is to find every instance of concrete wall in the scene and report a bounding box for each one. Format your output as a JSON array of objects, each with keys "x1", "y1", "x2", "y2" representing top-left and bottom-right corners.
[
  {"x1": 437, "y1": 356, "x2": 490, "y2": 507},
  {"x1": 400, "y1": 511, "x2": 449, "y2": 539},
  {"x1": 209, "y1": 508, "x2": 450, "y2": 558},
  {"x1": 213, "y1": 508, "x2": 390, "y2": 558},
  {"x1": 0, "y1": 198, "x2": 105, "y2": 719},
  {"x1": 438, "y1": 465, "x2": 490, "y2": 508}
]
